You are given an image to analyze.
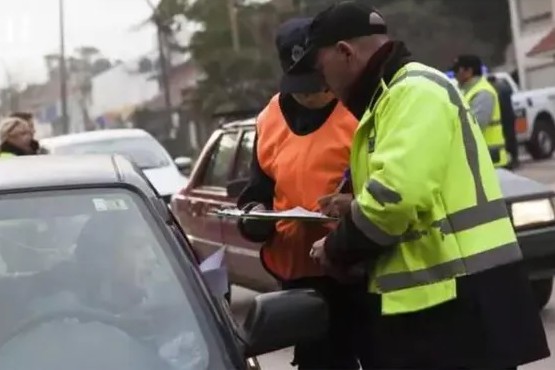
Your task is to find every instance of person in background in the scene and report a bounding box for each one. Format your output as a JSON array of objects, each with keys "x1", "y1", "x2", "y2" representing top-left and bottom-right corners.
[
  {"x1": 0, "y1": 117, "x2": 39, "y2": 157},
  {"x1": 237, "y1": 17, "x2": 362, "y2": 370},
  {"x1": 488, "y1": 75, "x2": 520, "y2": 169},
  {"x1": 10, "y1": 112, "x2": 36, "y2": 134},
  {"x1": 453, "y1": 55, "x2": 510, "y2": 168},
  {"x1": 9, "y1": 112, "x2": 46, "y2": 154},
  {"x1": 291, "y1": 1, "x2": 549, "y2": 369}
]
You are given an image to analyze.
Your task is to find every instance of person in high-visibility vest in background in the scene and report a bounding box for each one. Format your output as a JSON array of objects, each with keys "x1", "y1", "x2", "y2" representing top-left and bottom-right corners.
[{"x1": 453, "y1": 55, "x2": 510, "y2": 168}]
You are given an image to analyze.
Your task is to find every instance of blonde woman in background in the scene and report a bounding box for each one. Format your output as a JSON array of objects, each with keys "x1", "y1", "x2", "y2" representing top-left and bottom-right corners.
[{"x1": 0, "y1": 116, "x2": 40, "y2": 158}]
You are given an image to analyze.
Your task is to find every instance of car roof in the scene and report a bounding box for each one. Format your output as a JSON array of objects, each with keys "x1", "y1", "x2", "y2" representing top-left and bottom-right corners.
[
  {"x1": 497, "y1": 169, "x2": 555, "y2": 201},
  {"x1": 221, "y1": 118, "x2": 256, "y2": 130},
  {"x1": 41, "y1": 129, "x2": 152, "y2": 148},
  {"x1": 0, "y1": 154, "x2": 156, "y2": 196}
]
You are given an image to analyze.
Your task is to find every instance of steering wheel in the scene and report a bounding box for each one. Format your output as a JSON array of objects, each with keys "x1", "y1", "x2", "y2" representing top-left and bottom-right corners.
[{"x1": 0, "y1": 309, "x2": 141, "y2": 349}]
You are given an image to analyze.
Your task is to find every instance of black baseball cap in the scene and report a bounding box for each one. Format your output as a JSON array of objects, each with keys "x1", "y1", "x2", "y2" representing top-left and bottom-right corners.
[
  {"x1": 451, "y1": 55, "x2": 483, "y2": 73},
  {"x1": 276, "y1": 17, "x2": 325, "y2": 94},
  {"x1": 289, "y1": 0, "x2": 387, "y2": 73}
]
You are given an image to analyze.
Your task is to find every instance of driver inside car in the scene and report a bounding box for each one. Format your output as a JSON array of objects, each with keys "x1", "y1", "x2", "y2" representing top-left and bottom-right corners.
[
  {"x1": 69, "y1": 213, "x2": 157, "y2": 313},
  {"x1": 0, "y1": 204, "x2": 209, "y2": 370},
  {"x1": 0, "y1": 212, "x2": 160, "y2": 339}
]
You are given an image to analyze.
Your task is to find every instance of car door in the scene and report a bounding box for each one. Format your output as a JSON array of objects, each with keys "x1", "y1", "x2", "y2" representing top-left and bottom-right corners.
[
  {"x1": 183, "y1": 130, "x2": 240, "y2": 261},
  {"x1": 226, "y1": 128, "x2": 277, "y2": 291}
]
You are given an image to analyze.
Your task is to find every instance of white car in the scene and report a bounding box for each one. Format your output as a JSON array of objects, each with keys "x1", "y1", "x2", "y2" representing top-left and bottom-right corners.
[{"x1": 41, "y1": 129, "x2": 188, "y2": 202}]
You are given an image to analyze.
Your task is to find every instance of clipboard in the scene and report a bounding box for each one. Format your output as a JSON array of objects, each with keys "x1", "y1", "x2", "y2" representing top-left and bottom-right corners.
[{"x1": 215, "y1": 206, "x2": 338, "y2": 222}]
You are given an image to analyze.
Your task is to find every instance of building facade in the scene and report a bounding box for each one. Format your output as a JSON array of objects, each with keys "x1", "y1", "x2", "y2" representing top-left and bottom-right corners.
[{"x1": 509, "y1": 0, "x2": 555, "y2": 89}]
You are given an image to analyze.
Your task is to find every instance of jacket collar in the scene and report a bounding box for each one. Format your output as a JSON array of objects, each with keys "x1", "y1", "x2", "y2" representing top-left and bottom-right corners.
[{"x1": 344, "y1": 41, "x2": 413, "y2": 119}]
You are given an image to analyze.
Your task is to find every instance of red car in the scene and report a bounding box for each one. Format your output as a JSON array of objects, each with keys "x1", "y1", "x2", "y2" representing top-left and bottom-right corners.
[
  {"x1": 173, "y1": 119, "x2": 555, "y2": 309},
  {"x1": 171, "y1": 119, "x2": 278, "y2": 292}
]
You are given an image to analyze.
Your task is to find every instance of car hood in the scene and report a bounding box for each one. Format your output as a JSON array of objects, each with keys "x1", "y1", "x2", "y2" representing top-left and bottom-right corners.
[
  {"x1": 497, "y1": 169, "x2": 554, "y2": 201},
  {"x1": 142, "y1": 166, "x2": 188, "y2": 197}
]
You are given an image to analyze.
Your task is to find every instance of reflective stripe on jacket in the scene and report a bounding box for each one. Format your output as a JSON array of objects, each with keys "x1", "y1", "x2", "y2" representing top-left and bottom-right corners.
[
  {"x1": 464, "y1": 77, "x2": 509, "y2": 168},
  {"x1": 256, "y1": 94, "x2": 358, "y2": 281},
  {"x1": 350, "y1": 62, "x2": 521, "y2": 315}
]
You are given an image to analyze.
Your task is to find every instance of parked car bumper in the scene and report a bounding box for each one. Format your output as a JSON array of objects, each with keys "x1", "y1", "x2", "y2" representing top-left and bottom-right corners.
[{"x1": 518, "y1": 224, "x2": 555, "y2": 279}]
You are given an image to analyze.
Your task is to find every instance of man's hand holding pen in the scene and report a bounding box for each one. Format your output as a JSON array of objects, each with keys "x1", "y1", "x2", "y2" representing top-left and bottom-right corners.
[{"x1": 318, "y1": 193, "x2": 353, "y2": 218}]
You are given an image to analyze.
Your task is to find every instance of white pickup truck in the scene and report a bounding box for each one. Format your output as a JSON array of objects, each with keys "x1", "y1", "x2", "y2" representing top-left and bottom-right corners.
[
  {"x1": 450, "y1": 72, "x2": 555, "y2": 160},
  {"x1": 488, "y1": 72, "x2": 555, "y2": 160}
]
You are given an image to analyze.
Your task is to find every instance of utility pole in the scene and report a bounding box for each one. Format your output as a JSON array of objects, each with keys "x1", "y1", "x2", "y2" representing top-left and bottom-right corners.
[
  {"x1": 1, "y1": 62, "x2": 18, "y2": 112},
  {"x1": 227, "y1": 0, "x2": 240, "y2": 52},
  {"x1": 59, "y1": 0, "x2": 70, "y2": 134},
  {"x1": 155, "y1": 19, "x2": 172, "y2": 111},
  {"x1": 145, "y1": 0, "x2": 173, "y2": 139}
]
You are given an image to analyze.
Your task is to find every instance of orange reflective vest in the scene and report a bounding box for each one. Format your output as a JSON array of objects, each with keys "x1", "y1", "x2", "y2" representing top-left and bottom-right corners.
[{"x1": 256, "y1": 94, "x2": 358, "y2": 281}]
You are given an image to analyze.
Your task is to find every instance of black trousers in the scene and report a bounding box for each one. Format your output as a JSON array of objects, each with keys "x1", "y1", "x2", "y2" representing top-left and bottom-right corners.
[
  {"x1": 502, "y1": 119, "x2": 519, "y2": 165},
  {"x1": 281, "y1": 276, "x2": 367, "y2": 370}
]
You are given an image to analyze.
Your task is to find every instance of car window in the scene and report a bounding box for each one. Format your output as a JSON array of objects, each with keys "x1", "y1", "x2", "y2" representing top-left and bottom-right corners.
[
  {"x1": 233, "y1": 130, "x2": 255, "y2": 180},
  {"x1": 49, "y1": 136, "x2": 171, "y2": 170},
  {"x1": 0, "y1": 189, "x2": 230, "y2": 370},
  {"x1": 200, "y1": 132, "x2": 238, "y2": 188}
]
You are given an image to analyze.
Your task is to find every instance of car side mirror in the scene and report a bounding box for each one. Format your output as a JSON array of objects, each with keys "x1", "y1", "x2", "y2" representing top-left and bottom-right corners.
[
  {"x1": 242, "y1": 289, "x2": 328, "y2": 358},
  {"x1": 174, "y1": 157, "x2": 192, "y2": 174},
  {"x1": 226, "y1": 178, "x2": 249, "y2": 198}
]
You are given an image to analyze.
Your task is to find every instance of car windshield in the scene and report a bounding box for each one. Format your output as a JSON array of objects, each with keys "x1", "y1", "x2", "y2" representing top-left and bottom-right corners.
[
  {"x1": 51, "y1": 137, "x2": 171, "y2": 170},
  {"x1": 0, "y1": 189, "x2": 229, "y2": 370}
]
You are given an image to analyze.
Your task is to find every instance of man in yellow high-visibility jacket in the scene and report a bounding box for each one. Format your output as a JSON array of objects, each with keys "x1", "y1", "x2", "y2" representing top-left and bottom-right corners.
[
  {"x1": 290, "y1": 1, "x2": 549, "y2": 369},
  {"x1": 453, "y1": 55, "x2": 509, "y2": 168}
]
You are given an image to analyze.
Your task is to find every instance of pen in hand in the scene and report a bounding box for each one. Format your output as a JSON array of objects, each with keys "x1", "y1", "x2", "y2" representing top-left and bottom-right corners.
[
  {"x1": 334, "y1": 168, "x2": 351, "y2": 194},
  {"x1": 318, "y1": 169, "x2": 352, "y2": 217}
]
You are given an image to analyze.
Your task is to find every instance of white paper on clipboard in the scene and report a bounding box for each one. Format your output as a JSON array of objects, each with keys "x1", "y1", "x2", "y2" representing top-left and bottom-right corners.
[
  {"x1": 216, "y1": 206, "x2": 336, "y2": 222},
  {"x1": 199, "y1": 247, "x2": 229, "y2": 297}
]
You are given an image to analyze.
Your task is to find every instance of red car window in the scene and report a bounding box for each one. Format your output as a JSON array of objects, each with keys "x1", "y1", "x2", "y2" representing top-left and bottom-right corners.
[
  {"x1": 233, "y1": 130, "x2": 255, "y2": 181},
  {"x1": 200, "y1": 132, "x2": 238, "y2": 188}
]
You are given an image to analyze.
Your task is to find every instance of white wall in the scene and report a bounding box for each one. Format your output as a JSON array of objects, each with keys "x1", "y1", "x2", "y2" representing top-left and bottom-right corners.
[
  {"x1": 508, "y1": 0, "x2": 554, "y2": 89},
  {"x1": 518, "y1": 0, "x2": 551, "y2": 22},
  {"x1": 527, "y1": 62, "x2": 555, "y2": 88},
  {"x1": 89, "y1": 60, "x2": 160, "y2": 120}
]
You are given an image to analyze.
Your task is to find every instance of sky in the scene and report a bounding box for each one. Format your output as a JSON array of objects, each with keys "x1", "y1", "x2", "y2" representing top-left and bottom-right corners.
[{"x1": 0, "y1": 0, "x2": 161, "y2": 87}]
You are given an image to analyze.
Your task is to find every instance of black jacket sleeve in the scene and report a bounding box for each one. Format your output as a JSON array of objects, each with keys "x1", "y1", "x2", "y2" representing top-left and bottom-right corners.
[
  {"x1": 324, "y1": 208, "x2": 390, "y2": 268},
  {"x1": 237, "y1": 134, "x2": 274, "y2": 209},
  {"x1": 236, "y1": 133, "x2": 277, "y2": 243}
]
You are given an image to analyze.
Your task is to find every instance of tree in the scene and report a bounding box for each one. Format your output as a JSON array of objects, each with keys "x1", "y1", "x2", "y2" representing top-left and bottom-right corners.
[
  {"x1": 371, "y1": 0, "x2": 511, "y2": 69},
  {"x1": 75, "y1": 46, "x2": 100, "y2": 64},
  {"x1": 154, "y1": 0, "x2": 282, "y2": 120},
  {"x1": 299, "y1": 0, "x2": 511, "y2": 70},
  {"x1": 153, "y1": 0, "x2": 512, "y2": 131}
]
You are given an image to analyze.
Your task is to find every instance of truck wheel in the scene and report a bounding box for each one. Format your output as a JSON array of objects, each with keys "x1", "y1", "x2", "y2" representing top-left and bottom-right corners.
[
  {"x1": 526, "y1": 117, "x2": 555, "y2": 160},
  {"x1": 531, "y1": 278, "x2": 553, "y2": 310}
]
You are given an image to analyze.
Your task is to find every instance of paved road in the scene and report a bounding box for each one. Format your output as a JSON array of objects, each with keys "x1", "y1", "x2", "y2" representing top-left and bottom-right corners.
[
  {"x1": 231, "y1": 286, "x2": 554, "y2": 370},
  {"x1": 230, "y1": 156, "x2": 555, "y2": 369},
  {"x1": 515, "y1": 157, "x2": 555, "y2": 369}
]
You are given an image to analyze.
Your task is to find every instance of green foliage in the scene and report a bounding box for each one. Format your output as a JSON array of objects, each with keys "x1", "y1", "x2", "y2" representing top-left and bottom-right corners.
[
  {"x1": 157, "y1": 0, "x2": 282, "y2": 117},
  {"x1": 373, "y1": 0, "x2": 511, "y2": 69},
  {"x1": 155, "y1": 0, "x2": 512, "y2": 117}
]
